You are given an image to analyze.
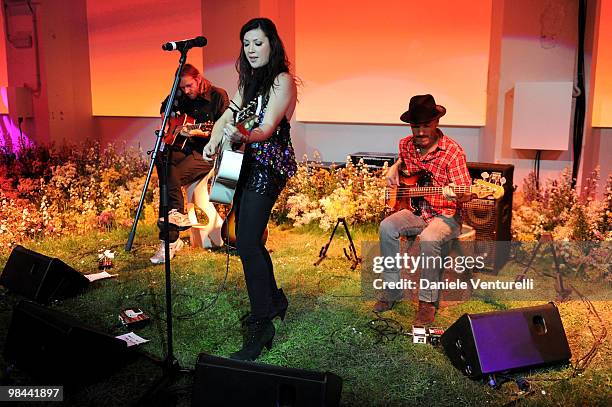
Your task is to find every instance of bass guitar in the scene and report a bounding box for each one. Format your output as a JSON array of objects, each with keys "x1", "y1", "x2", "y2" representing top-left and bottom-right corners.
[
  {"x1": 385, "y1": 170, "x2": 504, "y2": 215},
  {"x1": 163, "y1": 114, "x2": 214, "y2": 150}
]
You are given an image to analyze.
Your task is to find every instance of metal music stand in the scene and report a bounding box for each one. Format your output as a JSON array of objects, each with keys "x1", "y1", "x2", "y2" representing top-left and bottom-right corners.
[
  {"x1": 314, "y1": 217, "x2": 362, "y2": 270},
  {"x1": 515, "y1": 232, "x2": 572, "y2": 301}
]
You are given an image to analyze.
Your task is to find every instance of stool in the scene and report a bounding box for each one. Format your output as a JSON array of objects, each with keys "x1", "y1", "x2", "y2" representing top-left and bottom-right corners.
[
  {"x1": 185, "y1": 169, "x2": 223, "y2": 248},
  {"x1": 399, "y1": 224, "x2": 475, "y2": 258},
  {"x1": 398, "y1": 224, "x2": 476, "y2": 304},
  {"x1": 444, "y1": 224, "x2": 476, "y2": 261}
]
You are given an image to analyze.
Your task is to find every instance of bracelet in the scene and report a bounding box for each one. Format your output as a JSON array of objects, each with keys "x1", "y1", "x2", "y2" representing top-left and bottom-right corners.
[
  {"x1": 245, "y1": 127, "x2": 264, "y2": 143},
  {"x1": 235, "y1": 123, "x2": 251, "y2": 143}
]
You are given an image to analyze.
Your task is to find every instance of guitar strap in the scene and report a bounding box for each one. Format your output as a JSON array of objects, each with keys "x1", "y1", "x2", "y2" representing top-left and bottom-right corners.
[
  {"x1": 229, "y1": 100, "x2": 241, "y2": 114},
  {"x1": 255, "y1": 94, "x2": 264, "y2": 118}
]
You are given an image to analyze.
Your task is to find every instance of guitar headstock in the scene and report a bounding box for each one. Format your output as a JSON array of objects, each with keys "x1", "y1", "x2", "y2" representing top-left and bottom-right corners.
[
  {"x1": 472, "y1": 179, "x2": 505, "y2": 199},
  {"x1": 480, "y1": 171, "x2": 507, "y2": 188},
  {"x1": 235, "y1": 99, "x2": 259, "y2": 132}
]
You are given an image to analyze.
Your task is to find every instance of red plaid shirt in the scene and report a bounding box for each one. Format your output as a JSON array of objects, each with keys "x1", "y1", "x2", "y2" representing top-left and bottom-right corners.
[{"x1": 398, "y1": 130, "x2": 471, "y2": 223}]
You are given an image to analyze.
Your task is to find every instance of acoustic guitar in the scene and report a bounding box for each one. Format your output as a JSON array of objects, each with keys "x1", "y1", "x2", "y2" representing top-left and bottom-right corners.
[
  {"x1": 385, "y1": 170, "x2": 504, "y2": 216},
  {"x1": 207, "y1": 97, "x2": 268, "y2": 247},
  {"x1": 209, "y1": 98, "x2": 259, "y2": 205},
  {"x1": 220, "y1": 206, "x2": 269, "y2": 248},
  {"x1": 163, "y1": 114, "x2": 214, "y2": 150}
]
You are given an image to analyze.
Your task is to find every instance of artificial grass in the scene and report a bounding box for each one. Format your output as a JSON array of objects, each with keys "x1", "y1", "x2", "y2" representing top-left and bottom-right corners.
[{"x1": 0, "y1": 224, "x2": 610, "y2": 406}]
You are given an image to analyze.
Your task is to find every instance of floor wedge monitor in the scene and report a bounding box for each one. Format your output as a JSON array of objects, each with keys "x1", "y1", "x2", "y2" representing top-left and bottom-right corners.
[{"x1": 441, "y1": 302, "x2": 571, "y2": 378}]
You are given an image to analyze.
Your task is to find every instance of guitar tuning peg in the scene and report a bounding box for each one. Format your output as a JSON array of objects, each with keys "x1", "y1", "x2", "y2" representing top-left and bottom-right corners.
[{"x1": 481, "y1": 171, "x2": 490, "y2": 179}]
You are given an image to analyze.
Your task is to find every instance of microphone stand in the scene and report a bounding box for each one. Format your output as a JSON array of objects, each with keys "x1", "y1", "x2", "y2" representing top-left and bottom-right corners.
[{"x1": 125, "y1": 48, "x2": 191, "y2": 405}]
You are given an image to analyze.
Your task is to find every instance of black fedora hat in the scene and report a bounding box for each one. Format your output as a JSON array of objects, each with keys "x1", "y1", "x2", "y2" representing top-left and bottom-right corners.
[{"x1": 399, "y1": 94, "x2": 446, "y2": 124}]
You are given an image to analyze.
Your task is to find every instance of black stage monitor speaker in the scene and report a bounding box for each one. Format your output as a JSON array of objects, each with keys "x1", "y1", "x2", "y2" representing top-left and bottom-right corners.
[
  {"x1": 441, "y1": 303, "x2": 571, "y2": 378},
  {"x1": 192, "y1": 353, "x2": 343, "y2": 407},
  {"x1": 349, "y1": 152, "x2": 398, "y2": 170},
  {"x1": 4, "y1": 300, "x2": 129, "y2": 386},
  {"x1": 0, "y1": 245, "x2": 89, "y2": 303},
  {"x1": 464, "y1": 162, "x2": 515, "y2": 273}
]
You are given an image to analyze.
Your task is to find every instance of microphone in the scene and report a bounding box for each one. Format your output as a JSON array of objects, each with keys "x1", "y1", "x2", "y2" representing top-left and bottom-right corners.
[{"x1": 162, "y1": 36, "x2": 207, "y2": 51}]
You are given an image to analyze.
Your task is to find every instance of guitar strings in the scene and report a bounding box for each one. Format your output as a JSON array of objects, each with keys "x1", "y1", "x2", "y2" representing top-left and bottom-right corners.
[
  {"x1": 385, "y1": 188, "x2": 474, "y2": 196},
  {"x1": 389, "y1": 186, "x2": 473, "y2": 190}
]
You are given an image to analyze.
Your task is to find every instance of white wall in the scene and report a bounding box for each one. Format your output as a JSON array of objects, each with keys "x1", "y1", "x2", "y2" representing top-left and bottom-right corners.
[
  {"x1": 2, "y1": 0, "x2": 94, "y2": 145},
  {"x1": 291, "y1": 121, "x2": 480, "y2": 163}
]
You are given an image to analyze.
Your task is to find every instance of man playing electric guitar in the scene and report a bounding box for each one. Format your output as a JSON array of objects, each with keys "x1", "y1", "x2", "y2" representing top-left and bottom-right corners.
[
  {"x1": 374, "y1": 94, "x2": 472, "y2": 325},
  {"x1": 150, "y1": 64, "x2": 229, "y2": 264}
]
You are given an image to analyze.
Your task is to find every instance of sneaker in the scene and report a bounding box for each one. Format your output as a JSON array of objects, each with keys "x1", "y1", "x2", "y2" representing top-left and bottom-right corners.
[
  {"x1": 158, "y1": 209, "x2": 192, "y2": 231},
  {"x1": 150, "y1": 239, "x2": 184, "y2": 264}
]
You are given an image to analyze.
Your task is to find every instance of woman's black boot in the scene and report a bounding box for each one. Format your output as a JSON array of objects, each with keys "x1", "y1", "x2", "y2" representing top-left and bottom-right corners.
[
  {"x1": 240, "y1": 289, "x2": 288, "y2": 334},
  {"x1": 230, "y1": 317, "x2": 275, "y2": 361},
  {"x1": 269, "y1": 288, "x2": 288, "y2": 321}
]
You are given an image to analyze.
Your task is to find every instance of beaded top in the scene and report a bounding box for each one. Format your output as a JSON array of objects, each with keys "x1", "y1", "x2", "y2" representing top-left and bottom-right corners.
[{"x1": 246, "y1": 94, "x2": 297, "y2": 178}]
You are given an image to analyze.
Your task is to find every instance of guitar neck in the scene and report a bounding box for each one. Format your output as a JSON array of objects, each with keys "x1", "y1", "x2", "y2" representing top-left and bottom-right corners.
[
  {"x1": 183, "y1": 123, "x2": 211, "y2": 131},
  {"x1": 402, "y1": 185, "x2": 473, "y2": 197}
]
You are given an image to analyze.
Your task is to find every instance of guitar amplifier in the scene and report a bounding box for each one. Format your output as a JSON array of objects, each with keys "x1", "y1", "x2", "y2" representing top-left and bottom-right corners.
[
  {"x1": 349, "y1": 152, "x2": 398, "y2": 170},
  {"x1": 462, "y1": 163, "x2": 514, "y2": 273},
  {"x1": 307, "y1": 161, "x2": 346, "y2": 171}
]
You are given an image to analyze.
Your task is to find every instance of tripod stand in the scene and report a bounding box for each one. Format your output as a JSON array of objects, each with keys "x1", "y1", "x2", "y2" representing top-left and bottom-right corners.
[
  {"x1": 314, "y1": 217, "x2": 362, "y2": 270},
  {"x1": 515, "y1": 233, "x2": 572, "y2": 301},
  {"x1": 124, "y1": 48, "x2": 194, "y2": 405}
]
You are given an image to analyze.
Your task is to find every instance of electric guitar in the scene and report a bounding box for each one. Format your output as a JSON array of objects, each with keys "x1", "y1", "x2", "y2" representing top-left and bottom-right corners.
[
  {"x1": 385, "y1": 170, "x2": 504, "y2": 215},
  {"x1": 163, "y1": 114, "x2": 214, "y2": 150}
]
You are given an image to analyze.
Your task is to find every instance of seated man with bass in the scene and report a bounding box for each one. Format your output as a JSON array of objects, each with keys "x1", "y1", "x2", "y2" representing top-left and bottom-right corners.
[{"x1": 375, "y1": 94, "x2": 472, "y2": 325}]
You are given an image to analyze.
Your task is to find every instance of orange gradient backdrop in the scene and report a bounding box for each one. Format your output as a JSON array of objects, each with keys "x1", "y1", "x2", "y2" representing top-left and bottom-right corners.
[
  {"x1": 87, "y1": 0, "x2": 203, "y2": 116},
  {"x1": 592, "y1": 0, "x2": 612, "y2": 127},
  {"x1": 295, "y1": 0, "x2": 492, "y2": 125}
]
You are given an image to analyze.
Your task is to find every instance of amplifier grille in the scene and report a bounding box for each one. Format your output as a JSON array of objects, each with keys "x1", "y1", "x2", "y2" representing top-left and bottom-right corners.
[{"x1": 463, "y1": 162, "x2": 515, "y2": 273}]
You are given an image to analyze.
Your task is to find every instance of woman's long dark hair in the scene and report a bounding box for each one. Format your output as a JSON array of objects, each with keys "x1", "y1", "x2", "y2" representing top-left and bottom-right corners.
[{"x1": 236, "y1": 18, "x2": 290, "y2": 105}]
